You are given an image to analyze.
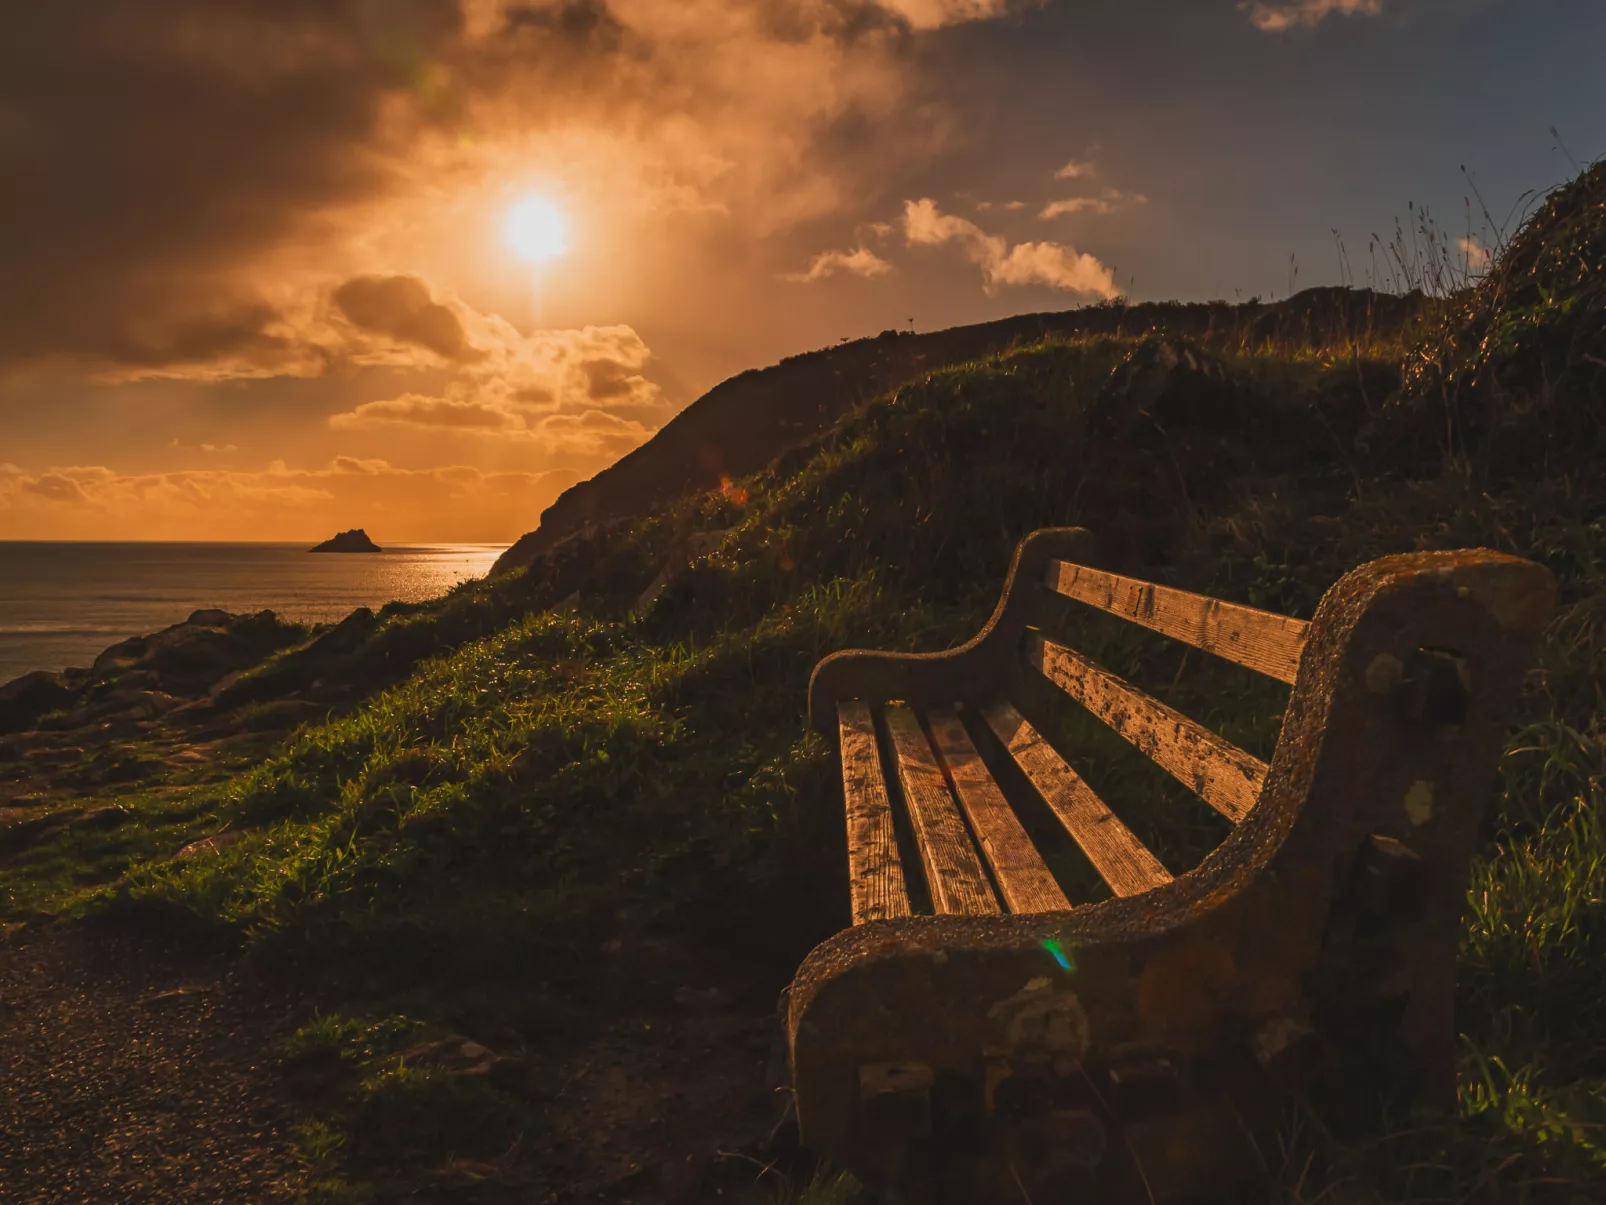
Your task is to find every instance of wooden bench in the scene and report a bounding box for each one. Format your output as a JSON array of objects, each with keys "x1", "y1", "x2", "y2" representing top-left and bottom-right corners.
[{"x1": 785, "y1": 528, "x2": 1553, "y2": 1204}]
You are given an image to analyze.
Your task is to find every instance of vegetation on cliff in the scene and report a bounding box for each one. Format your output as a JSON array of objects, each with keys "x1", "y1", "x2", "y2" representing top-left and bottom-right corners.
[{"x1": 2, "y1": 164, "x2": 1603, "y2": 1202}]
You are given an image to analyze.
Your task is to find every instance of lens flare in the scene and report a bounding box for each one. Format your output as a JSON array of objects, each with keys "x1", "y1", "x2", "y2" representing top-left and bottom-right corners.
[{"x1": 1042, "y1": 937, "x2": 1076, "y2": 974}]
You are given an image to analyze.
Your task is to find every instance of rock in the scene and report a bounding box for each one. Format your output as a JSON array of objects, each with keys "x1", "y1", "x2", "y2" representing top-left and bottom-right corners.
[
  {"x1": 303, "y1": 608, "x2": 378, "y2": 659},
  {"x1": 309, "y1": 528, "x2": 383, "y2": 553},
  {"x1": 58, "y1": 688, "x2": 182, "y2": 729},
  {"x1": 77, "y1": 609, "x2": 306, "y2": 702},
  {"x1": 92, "y1": 636, "x2": 148, "y2": 675},
  {"x1": 0, "y1": 670, "x2": 80, "y2": 736},
  {"x1": 23, "y1": 744, "x2": 84, "y2": 763}
]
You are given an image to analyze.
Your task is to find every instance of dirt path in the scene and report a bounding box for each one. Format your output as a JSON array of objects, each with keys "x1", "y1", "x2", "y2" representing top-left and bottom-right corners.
[{"x1": 0, "y1": 922, "x2": 308, "y2": 1204}]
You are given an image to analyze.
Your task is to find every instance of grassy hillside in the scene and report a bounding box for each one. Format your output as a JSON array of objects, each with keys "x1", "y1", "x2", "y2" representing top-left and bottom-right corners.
[
  {"x1": 3, "y1": 164, "x2": 1604, "y2": 1202},
  {"x1": 491, "y1": 288, "x2": 1428, "y2": 576}
]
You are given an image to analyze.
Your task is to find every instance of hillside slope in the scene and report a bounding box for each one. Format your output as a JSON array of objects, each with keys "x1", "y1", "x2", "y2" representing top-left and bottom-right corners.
[{"x1": 491, "y1": 288, "x2": 1426, "y2": 576}]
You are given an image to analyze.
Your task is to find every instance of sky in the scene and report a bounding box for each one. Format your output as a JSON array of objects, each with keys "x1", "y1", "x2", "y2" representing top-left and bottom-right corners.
[{"x1": 1, "y1": 0, "x2": 1602, "y2": 543}]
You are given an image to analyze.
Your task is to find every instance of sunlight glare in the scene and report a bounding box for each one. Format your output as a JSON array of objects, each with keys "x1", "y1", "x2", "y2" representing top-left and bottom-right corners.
[{"x1": 505, "y1": 194, "x2": 569, "y2": 264}]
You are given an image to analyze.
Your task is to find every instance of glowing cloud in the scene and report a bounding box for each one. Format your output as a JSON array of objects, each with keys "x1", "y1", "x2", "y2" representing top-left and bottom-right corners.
[
  {"x1": 901, "y1": 199, "x2": 1118, "y2": 297},
  {"x1": 1040, "y1": 190, "x2": 1148, "y2": 220},
  {"x1": 1241, "y1": 0, "x2": 1384, "y2": 31},
  {"x1": 783, "y1": 247, "x2": 895, "y2": 283}
]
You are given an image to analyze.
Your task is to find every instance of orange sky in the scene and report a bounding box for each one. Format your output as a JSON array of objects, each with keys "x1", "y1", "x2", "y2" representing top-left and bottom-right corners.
[{"x1": 2, "y1": 0, "x2": 1601, "y2": 541}]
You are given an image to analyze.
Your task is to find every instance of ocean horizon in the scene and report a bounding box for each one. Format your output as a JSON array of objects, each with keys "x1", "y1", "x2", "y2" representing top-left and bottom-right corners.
[{"x1": 0, "y1": 541, "x2": 508, "y2": 684}]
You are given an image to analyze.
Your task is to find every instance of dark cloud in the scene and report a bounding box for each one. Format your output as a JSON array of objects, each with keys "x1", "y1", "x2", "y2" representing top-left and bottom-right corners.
[
  {"x1": 332, "y1": 275, "x2": 481, "y2": 362},
  {"x1": 0, "y1": 0, "x2": 461, "y2": 372},
  {"x1": 504, "y1": 0, "x2": 625, "y2": 46},
  {"x1": 582, "y1": 357, "x2": 637, "y2": 400}
]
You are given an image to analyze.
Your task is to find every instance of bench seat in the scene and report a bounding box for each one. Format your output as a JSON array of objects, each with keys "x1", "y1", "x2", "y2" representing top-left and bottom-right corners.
[{"x1": 787, "y1": 527, "x2": 1553, "y2": 1204}]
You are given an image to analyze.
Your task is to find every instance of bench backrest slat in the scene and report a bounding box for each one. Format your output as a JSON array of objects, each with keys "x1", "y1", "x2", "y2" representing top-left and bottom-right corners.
[
  {"x1": 926, "y1": 707, "x2": 1071, "y2": 914},
  {"x1": 885, "y1": 704, "x2": 1002, "y2": 916},
  {"x1": 838, "y1": 702, "x2": 913, "y2": 924},
  {"x1": 1026, "y1": 633, "x2": 1267, "y2": 823},
  {"x1": 983, "y1": 701, "x2": 1173, "y2": 898},
  {"x1": 1044, "y1": 560, "x2": 1309, "y2": 685}
]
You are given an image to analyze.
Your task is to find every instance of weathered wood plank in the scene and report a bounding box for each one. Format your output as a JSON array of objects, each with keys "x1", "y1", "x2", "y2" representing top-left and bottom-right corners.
[
  {"x1": 924, "y1": 707, "x2": 1070, "y2": 914},
  {"x1": 884, "y1": 704, "x2": 1001, "y2": 916},
  {"x1": 1025, "y1": 634, "x2": 1268, "y2": 823},
  {"x1": 838, "y1": 702, "x2": 912, "y2": 924},
  {"x1": 1043, "y1": 560, "x2": 1309, "y2": 685},
  {"x1": 983, "y1": 701, "x2": 1173, "y2": 897}
]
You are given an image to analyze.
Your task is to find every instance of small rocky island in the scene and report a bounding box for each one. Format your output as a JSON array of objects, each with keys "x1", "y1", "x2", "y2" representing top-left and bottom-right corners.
[{"x1": 309, "y1": 528, "x2": 383, "y2": 553}]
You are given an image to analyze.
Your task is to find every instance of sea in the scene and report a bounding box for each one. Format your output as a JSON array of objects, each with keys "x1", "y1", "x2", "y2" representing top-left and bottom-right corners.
[{"x1": 0, "y1": 542, "x2": 508, "y2": 685}]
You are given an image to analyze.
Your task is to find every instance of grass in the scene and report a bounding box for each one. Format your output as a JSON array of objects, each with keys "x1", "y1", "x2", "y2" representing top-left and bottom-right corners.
[{"x1": 4, "y1": 163, "x2": 1605, "y2": 1201}]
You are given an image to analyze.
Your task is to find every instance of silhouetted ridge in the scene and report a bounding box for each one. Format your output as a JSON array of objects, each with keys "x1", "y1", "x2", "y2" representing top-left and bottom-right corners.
[{"x1": 491, "y1": 289, "x2": 1425, "y2": 577}]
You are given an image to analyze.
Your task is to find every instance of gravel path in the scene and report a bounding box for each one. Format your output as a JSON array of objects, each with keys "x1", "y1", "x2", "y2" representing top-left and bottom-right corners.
[{"x1": 0, "y1": 923, "x2": 307, "y2": 1204}]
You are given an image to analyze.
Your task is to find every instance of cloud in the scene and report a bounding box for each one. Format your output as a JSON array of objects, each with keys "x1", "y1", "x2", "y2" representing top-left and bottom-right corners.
[
  {"x1": 331, "y1": 395, "x2": 521, "y2": 431},
  {"x1": 900, "y1": 198, "x2": 1118, "y2": 297},
  {"x1": 1039, "y1": 188, "x2": 1148, "y2": 219},
  {"x1": 987, "y1": 243, "x2": 1121, "y2": 293},
  {"x1": 321, "y1": 277, "x2": 667, "y2": 457},
  {"x1": 975, "y1": 200, "x2": 1026, "y2": 212},
  {"x1": 0, "y1": 0, "x2": 1037, "y2": 380},
  {"x1": 1241, "y1": 0, "x2": 1384, "y2": 31},
  {"x1": 1458, "y1": 234, "x2": 1492, "y2": 276},
  {"x1": 783, "y1": 247, "x2": 895, "y2": 282},
  {"x1": 0, "y1": 458, "x2": 584, "y2": 542},
  {"x1": 878, "y1": 0, "x2": 1041, "y2": 28},
  {"x1": 332, "y1": 275, "x2": 483, "y2": 363},
  {"x1": 22, "y1": 473, "x2": 89, "y2": 504},
  {"x1": 1054, "y1": 159, "x2": 1095, "y2": 180}
]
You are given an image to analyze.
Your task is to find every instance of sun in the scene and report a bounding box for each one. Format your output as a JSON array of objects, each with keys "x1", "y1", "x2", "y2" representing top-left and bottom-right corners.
[{"x1": 504, "y1": 194, "x2": 569, "y2": 264}]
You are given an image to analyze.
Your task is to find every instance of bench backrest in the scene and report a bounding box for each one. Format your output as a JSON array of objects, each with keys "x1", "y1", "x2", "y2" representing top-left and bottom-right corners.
[{"x1": 805, "y1": 527, "x2": 1549, "y2": 924}]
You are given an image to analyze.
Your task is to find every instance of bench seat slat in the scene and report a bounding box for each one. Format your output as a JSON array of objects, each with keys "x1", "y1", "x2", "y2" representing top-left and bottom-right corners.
[
  {"x1": 983, "y1": 701, "x2": 1173, "y2": 898},
  {"x1": 1044, "y1": 560, "x2": 1309, "y2": 685},
  {"x1": 924, "y1": 707, "x2": 1070, "y2": 914},
  {"x1": 838, "y1": 702, "x2": 913, "y2": 925},
  {"x1": 884, "y1": 704, "x2": 1002, "y2": 917},
  {"x1": 1027, "y1": 633, "x2": 1267, "y2": 823}
]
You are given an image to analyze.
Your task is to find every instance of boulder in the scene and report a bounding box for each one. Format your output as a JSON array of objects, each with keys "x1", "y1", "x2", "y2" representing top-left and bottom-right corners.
[
  {"x1": 0, "y1": 671, "x2": 80, "y2": 736},
  {"x1": 302, "y1": 608, "x2": 379, "y2": 658},
  {"x1": 92, "y1": 636, "x2": 148, "y2": 676},
  {"x1": 81, "y1": 609, "x2": 306, "y2": 701}
]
